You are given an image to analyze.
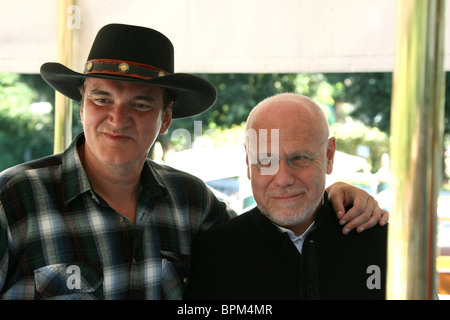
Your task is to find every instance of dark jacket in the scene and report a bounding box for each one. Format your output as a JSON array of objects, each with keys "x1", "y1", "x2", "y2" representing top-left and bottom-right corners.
[{"x1": 185, "y1": 192, "x2": 387, "y2": 300}]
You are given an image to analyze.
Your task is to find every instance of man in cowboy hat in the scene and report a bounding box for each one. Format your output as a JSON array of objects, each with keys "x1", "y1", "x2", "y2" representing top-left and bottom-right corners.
[{"x1": 0, "y1": 24, "x2": 387, "y2": 300}]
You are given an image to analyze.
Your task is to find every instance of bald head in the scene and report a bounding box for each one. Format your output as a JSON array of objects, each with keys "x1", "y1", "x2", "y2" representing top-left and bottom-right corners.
[
  {"x1": 245, "y1": 93, "x2": 330, "y2": 147},
  {"x1": 244, "y1": 93, "x2": 337, "y2": 235}
]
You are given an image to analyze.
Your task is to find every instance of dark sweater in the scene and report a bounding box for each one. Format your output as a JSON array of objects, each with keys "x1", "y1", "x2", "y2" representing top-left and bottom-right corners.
[{"x1": 186, "y1": 193, "x2": 387, "y2": 300}]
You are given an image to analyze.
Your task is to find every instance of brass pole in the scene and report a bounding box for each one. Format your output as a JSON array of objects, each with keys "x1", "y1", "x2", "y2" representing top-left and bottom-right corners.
[
  {"x1": 388, "y1": 0, "x2": 445, "y2": 299},
  {"x1": 54, "y1": 0, "x2": 74, "y2": 154}
]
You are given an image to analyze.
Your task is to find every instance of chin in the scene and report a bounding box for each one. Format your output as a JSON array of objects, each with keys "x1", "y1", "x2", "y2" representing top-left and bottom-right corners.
[
  {"x1": 273, "y1": 212, "x2": 308, "y2": 227},
  {"x1": 261, "y1": 203, "x2": 305, "y2": 225},
  {"x1": 99, "y1": 156, "x2": 138, "y2": 169}
]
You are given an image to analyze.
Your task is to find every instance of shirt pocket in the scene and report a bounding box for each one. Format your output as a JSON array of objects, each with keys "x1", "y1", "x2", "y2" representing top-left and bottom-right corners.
[
  {"x1": 34, "y1": 262, "x2": 103, "y2": 300},
  {"x1": 161, "y1": 251, "x2": 190, "y2": 300}
]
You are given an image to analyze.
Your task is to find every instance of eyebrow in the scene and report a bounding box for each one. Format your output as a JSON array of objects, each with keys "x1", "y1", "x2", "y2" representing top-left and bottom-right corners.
[{"x1": 88, "y1": 89, "x2": 111, "y2": 96}]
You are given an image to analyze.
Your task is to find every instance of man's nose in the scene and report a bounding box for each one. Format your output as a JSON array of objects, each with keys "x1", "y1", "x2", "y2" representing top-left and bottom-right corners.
[
  {"x1": 109, "y1": 103, "x2": 131, "y2": 128},
  {"x1": 272, "y1": 159, "x2": 295, "y2": 187}
]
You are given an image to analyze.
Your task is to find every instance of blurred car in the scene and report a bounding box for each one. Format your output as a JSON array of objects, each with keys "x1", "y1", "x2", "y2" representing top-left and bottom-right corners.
[
  {"x1": 437, "y1": 195, "x2": 450, "y2": 297},
  {"x1": 326, "y1": 150, "x2": 377, "y2": 194},
  {"x1": 165, "y1": 144, "x2": 254, "y2": 214}
]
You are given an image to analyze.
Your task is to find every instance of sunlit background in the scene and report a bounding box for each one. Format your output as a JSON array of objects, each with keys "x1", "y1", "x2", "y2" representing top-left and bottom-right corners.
[
  {"x1": 2, "y1": 70, "x2": 450, "y2": 297},
  {"x1": 1, "y1": 0, "x2": 449, "y2": 299}
]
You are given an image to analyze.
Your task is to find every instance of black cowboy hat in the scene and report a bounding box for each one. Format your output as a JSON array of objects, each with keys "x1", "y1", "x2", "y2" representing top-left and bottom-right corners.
[{"x1": 40, "y1": 23, "x2": 217, "y2": 118}]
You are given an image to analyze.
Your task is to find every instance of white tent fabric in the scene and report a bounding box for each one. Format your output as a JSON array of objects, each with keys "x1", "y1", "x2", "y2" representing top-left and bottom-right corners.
[{"x1": 1, "y1": 0, "x2": 433, "y2": 74}]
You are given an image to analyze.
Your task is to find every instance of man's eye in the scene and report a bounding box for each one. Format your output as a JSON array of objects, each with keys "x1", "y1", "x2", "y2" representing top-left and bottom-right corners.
[
  {"x1": 132, "y1": 102, "x2": 155, "y2": 111},
  {"x1": 258, "y1": 157, "x2": 274, "y2": 168},
  {"x1": 135, "y1": 105, "x2": 151, "y2": 112},
  {"x1": 135, "y1": 103, "x2": 150, "y2": 109},
  {"x1": 92, "y1": 97, "x2": 110, "y2": 104},
  {"x1": 290, "y1": 155, "x2": 307, "y2": 161},
  {"x1": 289, "y1": 154, "x2": 311, "y2": 168}
]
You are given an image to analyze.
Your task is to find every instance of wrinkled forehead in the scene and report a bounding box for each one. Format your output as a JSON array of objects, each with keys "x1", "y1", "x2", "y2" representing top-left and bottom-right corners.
[
  {"x1": 246, "y1": 127, "x2": 314, "y2": 156},
  {"x1": 253, "y1": 126, "x2": 312, "y2": 143},
  {"x1": 246, "y1": 97, "x2": 328, "y2": 154},
  {"x1": 250, "y1": 113, "x2": 318, "y2": 143}
]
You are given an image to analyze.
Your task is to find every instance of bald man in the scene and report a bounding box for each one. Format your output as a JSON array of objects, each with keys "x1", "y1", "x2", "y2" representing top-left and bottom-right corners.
[{"x1": 185, "y1": 93, "x2": 388, "y2": 300}]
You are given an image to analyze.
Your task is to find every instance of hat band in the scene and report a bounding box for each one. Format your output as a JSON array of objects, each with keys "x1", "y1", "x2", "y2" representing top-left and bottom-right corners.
[{"x1": 84, "y1": 59, "x2": 170, "y2": 80}]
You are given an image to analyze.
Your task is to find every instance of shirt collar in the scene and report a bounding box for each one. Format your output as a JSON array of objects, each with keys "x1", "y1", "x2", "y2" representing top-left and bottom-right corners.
[
  {"x1": 140, "y1": 160, "x2": 167, "y2": 197},
  {"x1": 60, "y1": 133, "x2": 92, "y2": 205},
  {"x1": 272, "y1": 193, "x2": 325, "y2": 237},
  {"x1": 271, "y1": 192, "x2": 329, "y2": 254},
  {"x1": 275, "y1": 221, "x2": 316, "y2": 241}
]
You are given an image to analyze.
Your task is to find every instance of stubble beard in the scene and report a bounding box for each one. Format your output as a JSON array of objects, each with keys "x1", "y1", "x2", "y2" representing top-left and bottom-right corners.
[{"x1": 259, "y1": 193, "x2": 323, "y2": 230}]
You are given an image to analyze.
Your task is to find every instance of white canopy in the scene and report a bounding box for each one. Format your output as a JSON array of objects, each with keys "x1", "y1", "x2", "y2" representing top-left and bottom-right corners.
[{"x1": 1, "y1": 0, "x2": 440, "y2": 74}]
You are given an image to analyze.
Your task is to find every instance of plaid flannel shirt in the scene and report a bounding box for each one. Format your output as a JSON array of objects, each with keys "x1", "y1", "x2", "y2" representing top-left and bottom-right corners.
[{"x1": 0, "y1": 133, "x2": 233, "y2": 300}]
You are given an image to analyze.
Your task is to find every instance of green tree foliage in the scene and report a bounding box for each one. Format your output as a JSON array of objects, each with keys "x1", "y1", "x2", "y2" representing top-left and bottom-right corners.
[
  {"x1": 325, "y1": 73, "x2": 392, "y2": 133},
  {"x1": 168, "y1": 72, "x2": 397, "y2": 136},
  {"x1": 5, "y1": 71, "x2": 448, "y2": 174},
  {"x1": 170, "y1": 74, "x2": 296, "y2": 127},
  {"x1": 331, "y1": 121, "x2": 389, "y2": 173},
  {"x1": 164, "y1": 73, "x2": 334, "y2": 147},
  {"x1": 161, "y1": 73, "x2": 298, "y2": 148},
  {"x1": 0, "y1": 73, "x2": 54, "y2": 171},
  {"x1": 444, "y1": 73, "x2": 450, "y2": 134}
]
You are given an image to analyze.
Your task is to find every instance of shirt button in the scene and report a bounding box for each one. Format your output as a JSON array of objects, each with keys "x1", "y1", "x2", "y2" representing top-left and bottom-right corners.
[
  {"x1": 307, "y1": 286, "x2": 317, "y2": 297},
  {"x1": 309, "y1": 239, "x2": 315, "y2": 244},
  {"x1": 183, "y1": 277, "x2": 188, "y2": 284},
  {"x1": 119, "y1": 216, "x2": 125, "y2": 223}
]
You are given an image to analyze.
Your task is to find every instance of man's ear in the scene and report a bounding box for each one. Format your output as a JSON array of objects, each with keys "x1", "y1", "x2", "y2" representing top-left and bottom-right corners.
[
  {"x1": 159, "y1": 107, "x2": 172, "y2": 134},
  {"x1": 326, "y1": 137, "x2": 337, "y2": 175},
  {"x1": 244, "y1": 144, "x2": 252, "y2": 180},
  {"x1": 80, "y1": 103, "x2": 84, "y2": 124}
]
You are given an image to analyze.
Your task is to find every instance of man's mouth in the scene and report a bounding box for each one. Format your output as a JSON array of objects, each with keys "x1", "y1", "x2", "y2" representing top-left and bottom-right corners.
[
  {"x1": 271, "y1": 191, "x2": 305, "y2": 201},
  {"x1": 104, "y1": 132, "x2": 132, "y2": 142}
]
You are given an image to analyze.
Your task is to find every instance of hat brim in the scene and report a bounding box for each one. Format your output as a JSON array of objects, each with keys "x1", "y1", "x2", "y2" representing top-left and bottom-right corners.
[{"x1": 40, "y1": 62, "x2": 217, "y2": 119}]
